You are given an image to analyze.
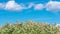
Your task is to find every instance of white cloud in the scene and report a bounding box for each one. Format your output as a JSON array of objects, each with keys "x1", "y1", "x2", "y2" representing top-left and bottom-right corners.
[
  {"x1": 5, "y1": 0, "x2": 24, "y2": 11},
  {"x1": 45, "y1": 1, "x2": 60, "y2": 12},
  {"x1": 0, "y1": 0, "x2": 60, "y2": 12},
  {"x1": 34, "y1": 4, "x2": 44, "y2": 10},
  {"x1": 22, "y1": 3, "x2": 35, "y2": 9},
  {"x1": 0, "y1": 3, "x2": 5, "y2": 9},
  {"x1": 28, "y1": 3, "x2": 35, "y2": 8},
  {"x1": 55, "y1": 24, "x2": 60, "y2": 27}
]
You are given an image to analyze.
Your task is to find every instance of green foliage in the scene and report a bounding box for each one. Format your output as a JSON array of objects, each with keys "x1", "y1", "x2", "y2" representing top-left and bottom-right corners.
[{"x1": 0, "y1": 21, "x2": 60, "y2": 34}]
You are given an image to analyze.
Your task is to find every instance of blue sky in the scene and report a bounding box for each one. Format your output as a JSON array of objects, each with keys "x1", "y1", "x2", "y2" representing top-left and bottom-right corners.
[{"x1": 0, "y1": 0, "x2": 60, "y2": 25}]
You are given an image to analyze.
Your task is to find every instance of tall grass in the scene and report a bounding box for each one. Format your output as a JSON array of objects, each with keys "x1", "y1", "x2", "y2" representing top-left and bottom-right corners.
[{"x1": 0, "y1": 21, "x2": 60, "y2": 34}]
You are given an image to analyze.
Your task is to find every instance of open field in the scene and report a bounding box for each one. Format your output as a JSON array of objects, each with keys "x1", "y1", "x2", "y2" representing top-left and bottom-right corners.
[{"x1": 0, "y1": 21, "x2": 60, "y2": 34}]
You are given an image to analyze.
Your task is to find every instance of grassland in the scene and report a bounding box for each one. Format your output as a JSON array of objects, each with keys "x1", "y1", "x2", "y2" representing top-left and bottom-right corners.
[{"x1": 0, "y1": 21, "x2": 60, "y2": 34}]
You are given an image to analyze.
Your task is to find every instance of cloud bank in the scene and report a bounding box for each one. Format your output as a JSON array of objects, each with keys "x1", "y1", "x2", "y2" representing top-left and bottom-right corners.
[{"x1": 0, "y1": 0, "x2": 60, "y2": 12}]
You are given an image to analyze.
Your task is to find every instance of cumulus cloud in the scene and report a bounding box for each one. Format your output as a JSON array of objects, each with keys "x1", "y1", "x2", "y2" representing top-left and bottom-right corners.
[
  {"x1": 5, "y1": 0, "x2": 24, "y2": 11},
  {"x1": 45, "y1": 1, "x2": 60, "y2": 12},
  {"x1": 33, "y1": 1, "x2": 60, "y2": 12},
  {"x1": 34, "y1": 4, "x2": 44, "y2": 10}
]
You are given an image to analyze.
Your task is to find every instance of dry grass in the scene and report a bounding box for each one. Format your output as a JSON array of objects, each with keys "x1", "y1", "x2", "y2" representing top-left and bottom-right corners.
[{"x1": 0, "y1": 21, "x2": 60, "y2": 34}]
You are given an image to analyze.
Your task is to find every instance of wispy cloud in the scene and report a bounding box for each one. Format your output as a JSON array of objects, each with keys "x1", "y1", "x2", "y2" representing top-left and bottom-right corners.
[
  {"x1": 27, "y1": 3, "x2": 35, "y2": 9},
  {"x1": 0, "y1": 3, "x2": 5, "y2": 9},
  {"x1": 34, "y1": 4, "x2": 44, "y2": 10}
]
